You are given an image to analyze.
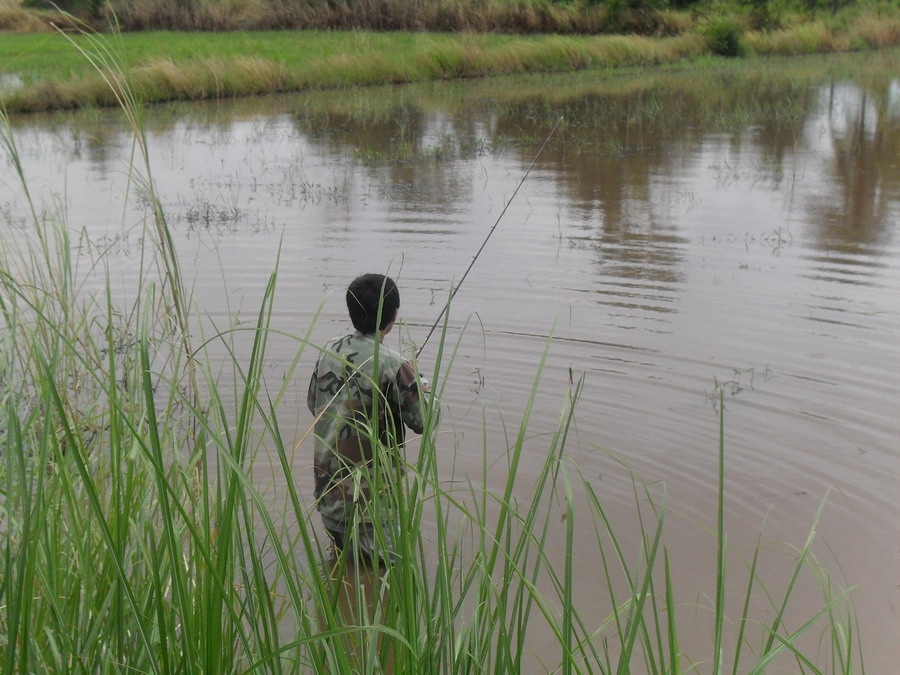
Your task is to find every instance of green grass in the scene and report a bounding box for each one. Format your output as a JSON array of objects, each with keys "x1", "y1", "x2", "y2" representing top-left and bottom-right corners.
[
  {"x1": 0, "y1": 29, "x2": 710, "y2": 112},
  {"x1": 0, "y1": 41, "x2": 868, "y2": 672},
  {"x1": 0, "y1": 30, "x2": 451, "y2": 81}
]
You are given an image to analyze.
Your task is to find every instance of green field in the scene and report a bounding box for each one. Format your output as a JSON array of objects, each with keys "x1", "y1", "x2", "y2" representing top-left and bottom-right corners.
[
  {"x1": 0, "y1": 30, "x2": 708, "y2": 111},
  {"x1": 2, "y1": 29, "x2": 509, "y2": 80}
]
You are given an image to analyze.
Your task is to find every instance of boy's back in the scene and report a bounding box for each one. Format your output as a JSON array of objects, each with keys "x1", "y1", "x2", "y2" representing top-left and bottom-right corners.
[
  {"x1": 306, "y1": 273, "x2": 431, "y2": 562},
  {"x1": 307, "y1": 329, "x2": 424, "y2": 532}
]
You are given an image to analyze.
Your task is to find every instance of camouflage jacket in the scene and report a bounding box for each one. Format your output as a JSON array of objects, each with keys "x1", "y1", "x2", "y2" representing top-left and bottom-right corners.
[{"x1": 307, "y1": 331, "x2": 428, "y2": 529}]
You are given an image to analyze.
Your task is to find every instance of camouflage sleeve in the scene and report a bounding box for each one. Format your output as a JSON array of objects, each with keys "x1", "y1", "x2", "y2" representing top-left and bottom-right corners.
[{"x1": 395, "y1": 361, "x2": 426, "y2": 435}]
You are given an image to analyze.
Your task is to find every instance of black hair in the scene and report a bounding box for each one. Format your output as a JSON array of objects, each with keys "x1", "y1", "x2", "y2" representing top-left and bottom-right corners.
[{"x1": 346, "y1": 274, "x2": 400, "y2": 334}]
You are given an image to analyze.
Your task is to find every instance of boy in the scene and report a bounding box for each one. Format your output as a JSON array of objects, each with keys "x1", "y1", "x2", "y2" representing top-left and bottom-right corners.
[{"x1": 307, "y1": 273, "x2": 433, "y2": 564}]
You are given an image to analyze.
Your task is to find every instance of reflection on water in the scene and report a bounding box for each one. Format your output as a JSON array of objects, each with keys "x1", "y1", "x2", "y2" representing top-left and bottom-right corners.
[
  {"x1": 806, "y1": 82, "x2": 899, "y2": 249},
  {"x1": 322, "y1": 557, "x2": 394, "y2": 673},
  {"x1": 2, "y1": 50, "x2": 898, "y2": 671}
]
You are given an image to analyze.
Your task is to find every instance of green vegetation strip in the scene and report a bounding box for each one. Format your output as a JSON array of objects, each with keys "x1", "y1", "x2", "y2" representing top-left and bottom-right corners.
[
  {"x1": 2, "y1": 10, "x2": 899, "y2": 114},
  {"x1": 1, "y1": 30, "x2": 706, "y2": 112}
]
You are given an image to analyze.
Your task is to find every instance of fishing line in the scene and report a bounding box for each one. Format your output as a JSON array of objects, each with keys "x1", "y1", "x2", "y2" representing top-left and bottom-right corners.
[{"x1": 416, "y1": 114, "x2": 564, "y2": 358}]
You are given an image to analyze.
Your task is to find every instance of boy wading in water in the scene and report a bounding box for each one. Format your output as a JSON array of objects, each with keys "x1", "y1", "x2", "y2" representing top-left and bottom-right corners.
[{"x1": 307, "y1": 274, "x2": 435, "y2": 566}]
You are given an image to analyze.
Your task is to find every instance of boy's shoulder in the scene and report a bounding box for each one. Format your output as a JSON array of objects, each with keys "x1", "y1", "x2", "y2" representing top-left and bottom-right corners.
[
  {"x1": 320, "y1": 332, "x2": 404, "y2": 370},
  {"x1": 320, "y1": 331, "x2": 369, "y2": 357},
  {"x1": 378, "y1": 342, "x2": 406, "y2": 369}
]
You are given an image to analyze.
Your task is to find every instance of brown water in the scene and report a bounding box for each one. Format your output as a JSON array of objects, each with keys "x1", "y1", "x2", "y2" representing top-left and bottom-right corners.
[{"x1": 2, "y1": 51, "x2": 898, "y2": 671}]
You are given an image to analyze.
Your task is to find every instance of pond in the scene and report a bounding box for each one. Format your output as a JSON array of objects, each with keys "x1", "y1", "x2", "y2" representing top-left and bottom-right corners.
[{"x1": 2, "y1": 49, "x2": 898, "y2": 671}]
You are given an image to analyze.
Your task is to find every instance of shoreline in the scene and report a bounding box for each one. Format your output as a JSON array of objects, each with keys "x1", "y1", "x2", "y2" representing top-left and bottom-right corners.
[{"x1": 1, "y1": 24, "x2": 898, "y2": 115}]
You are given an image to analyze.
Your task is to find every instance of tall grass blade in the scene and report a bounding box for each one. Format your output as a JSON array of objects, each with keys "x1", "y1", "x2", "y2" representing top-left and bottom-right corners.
[{"x1": 713, "y1": 389, "x2": 727, "y2": 673}]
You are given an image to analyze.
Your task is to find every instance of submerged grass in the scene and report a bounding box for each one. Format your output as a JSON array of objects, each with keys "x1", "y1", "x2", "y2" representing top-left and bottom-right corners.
[
  {"x1": 0, "y1": 37, "x2": 867, "y2": 674},
  {"x1": 282, "y1": 46, "x2": 895, "y2": 129}
]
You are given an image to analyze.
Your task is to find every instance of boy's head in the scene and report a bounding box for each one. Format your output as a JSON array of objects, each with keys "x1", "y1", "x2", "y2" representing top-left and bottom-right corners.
[{"x1": 346, "y1": 274, "x2": 400, "y2": 335}]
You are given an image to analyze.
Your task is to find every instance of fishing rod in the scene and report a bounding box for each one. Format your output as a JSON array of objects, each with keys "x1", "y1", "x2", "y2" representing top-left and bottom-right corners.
[{"x1": 415, "y1": 114, "x2": 564, "y2": 359}]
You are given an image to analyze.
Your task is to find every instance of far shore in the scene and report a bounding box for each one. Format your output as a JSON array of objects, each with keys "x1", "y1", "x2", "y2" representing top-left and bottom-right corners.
[{"x1": 1, "y1": 21, "x2": 898, "y2": 114}]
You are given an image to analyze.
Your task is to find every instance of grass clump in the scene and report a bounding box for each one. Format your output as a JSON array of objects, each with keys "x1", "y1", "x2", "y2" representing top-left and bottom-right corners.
[
  {"x1": 743, "y1": 3, "x2": 900, "y2": 54},
  {"x1": 0, "y1": 2, "x2": 47, "y2": 32},
  {"x1": 699, "y1": 14, "x2": 747, "y2": 56},
  {"x1": 0, "y1": 0, "x2": 80, "y2": 32},
  {"x1": 132, "y1": 56, "x2": 295, "y2": 99},
  {"x1": 745, "y1": 19, "x2": 832, "y2": 53},
  {"x1": 848, "y1": 9, "x2": 900, "y2": 48}
]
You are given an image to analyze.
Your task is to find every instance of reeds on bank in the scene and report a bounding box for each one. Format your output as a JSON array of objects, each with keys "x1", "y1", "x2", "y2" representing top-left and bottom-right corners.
[
  {"x1": 8, "y1": 0, "x2": 900, "y2": 40},
  {"x1": 11, "y1": 0, "x2": 687, "y2": 34},
  {"x1": 0, "y1": 45, "x2": 867, "y2": 672}
]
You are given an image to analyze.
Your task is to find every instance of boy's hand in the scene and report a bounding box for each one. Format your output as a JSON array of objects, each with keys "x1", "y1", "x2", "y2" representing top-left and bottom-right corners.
[{"x1": 406, "y1": 359, "x2": 431, "y2": 394}]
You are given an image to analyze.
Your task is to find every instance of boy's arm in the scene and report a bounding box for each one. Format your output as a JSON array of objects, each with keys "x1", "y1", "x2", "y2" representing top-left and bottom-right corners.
[
  {"x1": 307, "y1": 360, "x2": 319, "y2": 415},
  {"x1": 395, "y1": 361, "x2": 436, "y2": 435}
]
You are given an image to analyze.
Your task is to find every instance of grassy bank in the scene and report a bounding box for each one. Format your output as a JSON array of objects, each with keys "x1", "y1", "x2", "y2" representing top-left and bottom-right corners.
[
  {"x1": 4, "y1": 31, "x2": 712, "y2": 113},
  {"x1": 1, "y1": 3, "x2": 899, "y2": 113},
  {"x1": 0, "y1": 68, "x2": 867, "y2": 672}
]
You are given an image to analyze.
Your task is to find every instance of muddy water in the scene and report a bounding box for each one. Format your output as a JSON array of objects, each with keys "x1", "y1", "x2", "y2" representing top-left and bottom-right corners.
[{"x1": 3, "y1": 51, "x2": 898, "y2": 670}]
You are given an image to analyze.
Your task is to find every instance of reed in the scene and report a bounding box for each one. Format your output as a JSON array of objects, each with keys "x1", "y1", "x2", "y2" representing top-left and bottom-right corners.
[
  {"x1": 9, "y1": 0, "x2": 900, "y2": 38},
  {"x1": 849, "y1": 11, "x2": 900, "y2": 48},
  {"x1": 744, "y1": 5, "x2": 900, "y2": 54},
  {"x1": 0, "y1": 3, "x2": 47, "y2": 32},
  {"x1": 0, "y1": 36, "x2": 866, "y2": 673},
  {"x1": 13, "y1": 0, "x2": 675, "y2": 35}
]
